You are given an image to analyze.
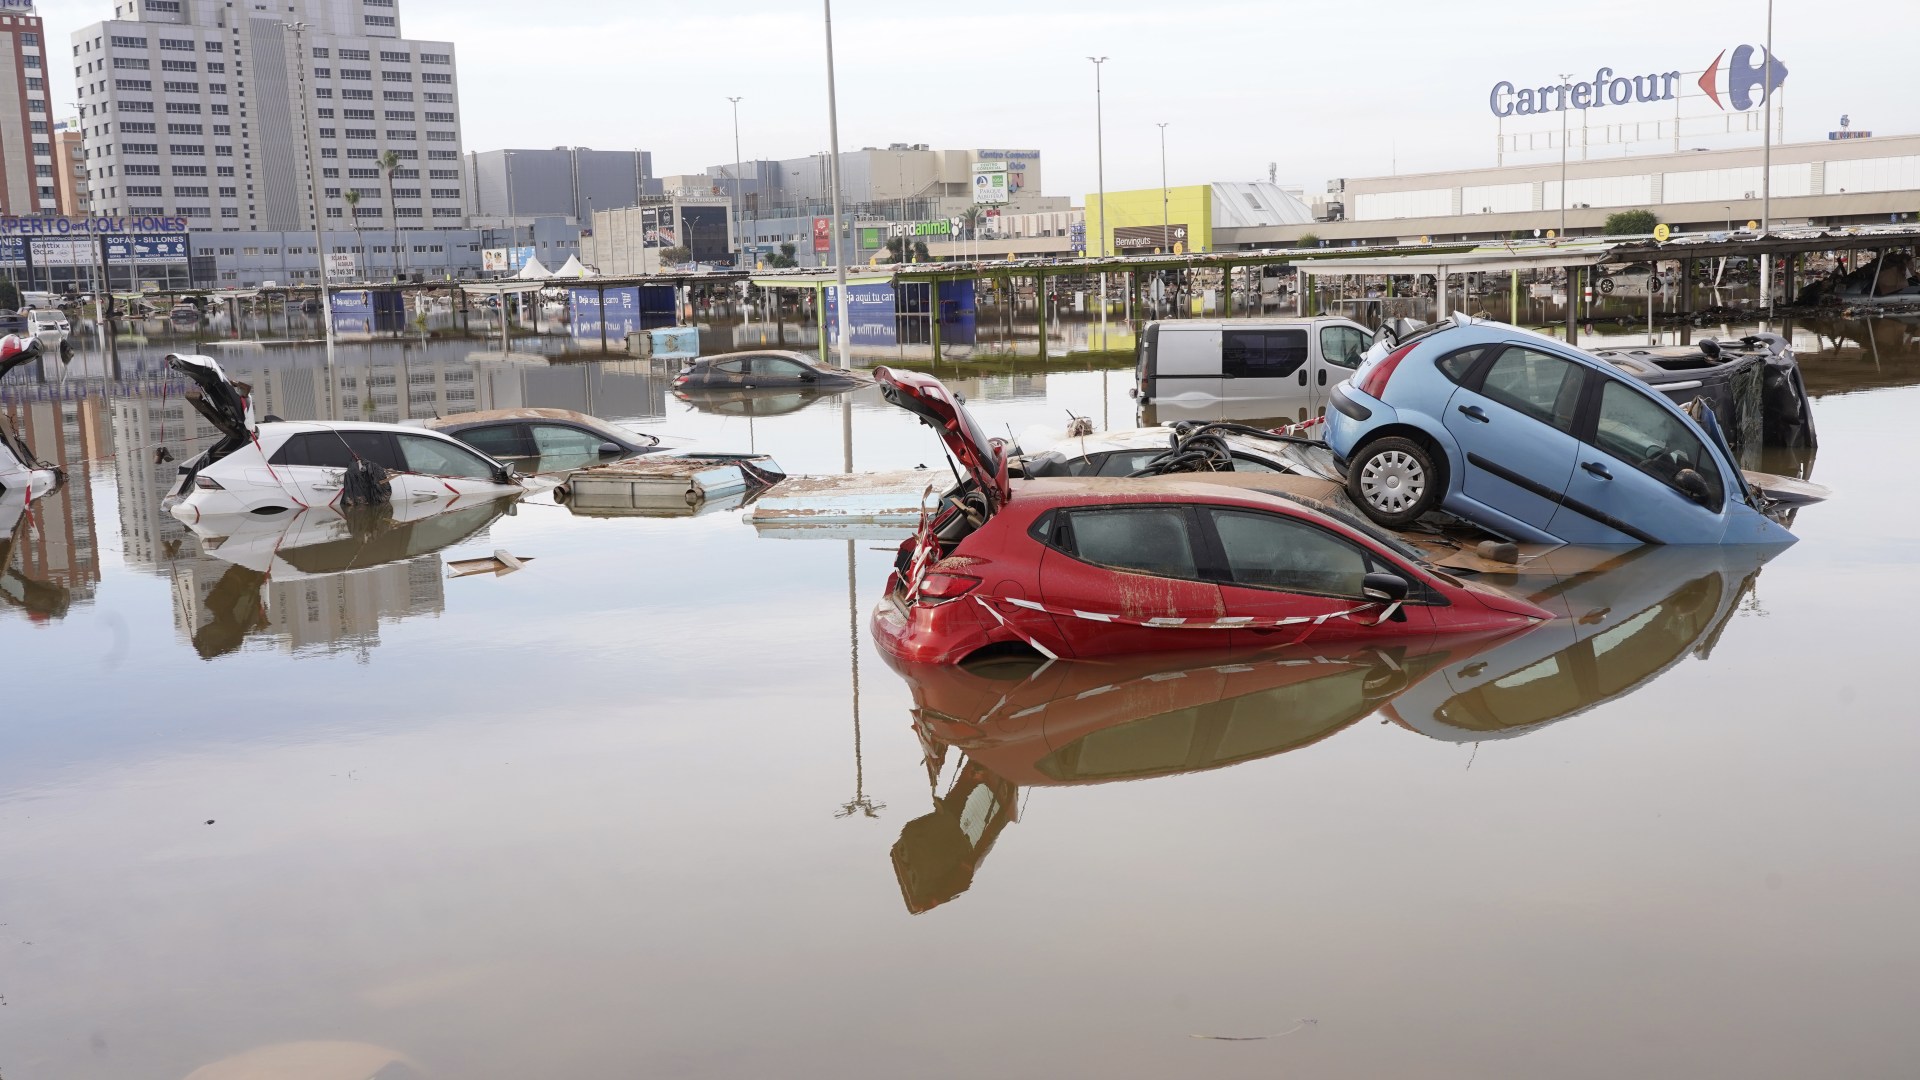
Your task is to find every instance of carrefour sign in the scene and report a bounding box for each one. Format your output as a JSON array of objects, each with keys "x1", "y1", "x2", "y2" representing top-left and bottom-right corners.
[{"x1": 1488, "y1": 47, "x2": 1786, "y2": 117}]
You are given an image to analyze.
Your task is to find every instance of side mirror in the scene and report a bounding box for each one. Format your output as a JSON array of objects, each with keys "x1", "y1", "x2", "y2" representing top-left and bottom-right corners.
[
  {"x1": 598, "y1": 441, "x2": 623, "y2": 456},
  {"x1": 1674, "y1": 468, "x2": 1711, "y2": 503},
  {"x1": 1362, "y1": 571, "x2": 1410, "y2": 604}
]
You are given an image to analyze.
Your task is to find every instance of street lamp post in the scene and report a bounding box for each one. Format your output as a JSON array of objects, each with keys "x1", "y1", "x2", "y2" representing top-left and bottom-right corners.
[
  {"x1": 1089, "y1": 56, "x2": 1108, "y2": 340},
  {"x1": 1760, "y1": 0, "x2": 1775, "y2": 313},
  {"x1": 1558, "y1": 72, "x2": 1572, "y2": 239},
  {"x1": 727, "y1": 96, "x2": 743, "y2": 266},
  {"x1": 286, "y1": 20, "x2": 332, "y2": 351},
  {"x1": 1157, "y1": 122, "x2": 1169, "y2": 254},
  {"x1": 822, "y1": 0, "x2": 850, "y2": 370}
]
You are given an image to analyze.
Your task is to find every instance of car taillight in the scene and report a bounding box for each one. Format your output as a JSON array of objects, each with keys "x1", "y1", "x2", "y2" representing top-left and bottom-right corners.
[
  {"x1": 1356, "y1": 341, "x2": 1417, "y2": 400},
  {"x1": 672, "y1": 374, "x2": 689, "y2": 386},
  {"x1": 193, "y1": 476, "x2": 224, "y2": 490},
  {"x1": 916, "y1": 572, "x2": 981, "y2": 604}
]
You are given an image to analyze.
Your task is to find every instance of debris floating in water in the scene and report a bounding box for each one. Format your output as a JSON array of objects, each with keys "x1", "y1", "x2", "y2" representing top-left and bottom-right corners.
[{"x1": 446, "y1": 550, "x2": 533, "y2": 578}]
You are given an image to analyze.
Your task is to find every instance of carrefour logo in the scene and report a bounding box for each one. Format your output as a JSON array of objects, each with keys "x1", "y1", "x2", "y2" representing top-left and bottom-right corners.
[
  {"x1": 1698, "y1": 46, "x2": 1787, "y2": 111},
  {"x1": 1488, "y1": 48, "x2": 1785, "y2": 117}
]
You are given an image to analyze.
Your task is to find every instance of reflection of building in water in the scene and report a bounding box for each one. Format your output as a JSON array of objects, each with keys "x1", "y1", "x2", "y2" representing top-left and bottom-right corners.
[
  {"x1": 0, "y1": 395, "x2": 106, "y2": 603},
  {"x1": 111, "y1": 384, "x2": 217, "y2": 574},
  {"x1": 171, "y1": 554, "x2": 445, "y2": 658}
]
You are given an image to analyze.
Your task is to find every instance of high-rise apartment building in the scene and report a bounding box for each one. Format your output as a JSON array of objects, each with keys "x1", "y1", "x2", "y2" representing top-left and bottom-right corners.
[
  {"x1": 0, "y1": 2, "x2": 54, "y2": 213},
  {"x1": 52, "y1": 120, "x2": 88, "y2": 213},
  {"x1": 71, "y1": 0, "x2": 466, "y2": 244}
]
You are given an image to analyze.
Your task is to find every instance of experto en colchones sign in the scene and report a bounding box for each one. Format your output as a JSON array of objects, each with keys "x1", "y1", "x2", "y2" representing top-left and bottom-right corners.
[{"x1": 1488, "y1": 46, "x2": 1787, "y2": 118}]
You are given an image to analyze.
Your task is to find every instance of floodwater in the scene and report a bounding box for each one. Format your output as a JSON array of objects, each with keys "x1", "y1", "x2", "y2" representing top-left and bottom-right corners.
[{"x1": 2, "y1": 310, "x2": 1918, "y2": 1079}]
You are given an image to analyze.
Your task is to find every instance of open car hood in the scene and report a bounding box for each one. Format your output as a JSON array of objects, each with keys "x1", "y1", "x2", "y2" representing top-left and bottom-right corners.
[
  {"x1": 874, "y1": 367, "x2": 1009, "y2": 511},
  {"x1": 0, "y1": 334, "x2": 42, "y2": 383},
  {"x1": 167, "y1": 352, "x2": 255, "y2": 441}
]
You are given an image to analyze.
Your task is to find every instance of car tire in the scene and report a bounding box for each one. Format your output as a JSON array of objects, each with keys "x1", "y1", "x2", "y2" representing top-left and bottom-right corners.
[{"x1": 1346, "y1": 436, "x2": 1440, "y2": 528}]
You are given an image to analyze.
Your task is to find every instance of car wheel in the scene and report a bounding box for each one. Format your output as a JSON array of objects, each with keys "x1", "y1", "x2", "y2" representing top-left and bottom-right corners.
[{"x1": 1346, "y1": 436, "x2": 1440, "y2": 528}]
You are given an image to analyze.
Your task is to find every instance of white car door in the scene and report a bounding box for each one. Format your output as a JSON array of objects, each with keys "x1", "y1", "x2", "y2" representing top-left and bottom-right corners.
[{"x1": 394, "y1": 432, "x2": 515, "y2": 502}]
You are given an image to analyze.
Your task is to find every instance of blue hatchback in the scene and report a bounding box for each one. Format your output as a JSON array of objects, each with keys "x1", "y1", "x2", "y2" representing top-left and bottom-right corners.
[{"x1": 1324, "y1": 317, "x2": 1792, "y2": 545}]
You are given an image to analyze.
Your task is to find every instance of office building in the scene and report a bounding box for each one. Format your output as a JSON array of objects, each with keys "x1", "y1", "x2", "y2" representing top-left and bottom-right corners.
[
  {"x1": 71, "y1": 0, "x2": 468, "y2": 254},
  {"x1": 0, "y1": 2, "x2": 53, "y2": 213},
  {"x1": 466, "y1": 146, "x2": 651, "y2": 227},
  {"x1": 51, "y1": 120, "x2": 89, "y2": 213}
]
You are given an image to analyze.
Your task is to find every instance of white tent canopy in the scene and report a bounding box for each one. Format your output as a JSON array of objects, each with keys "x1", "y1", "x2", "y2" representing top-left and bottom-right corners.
[
  {"x1": 515, "y1": 255, "x2": 552, "y2": 280},
  {"x1": 551, "y1": 255, "x2": 594, "y2": 278}
]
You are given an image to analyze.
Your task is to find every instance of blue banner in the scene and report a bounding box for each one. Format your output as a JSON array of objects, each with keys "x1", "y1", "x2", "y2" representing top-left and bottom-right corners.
[
  {"x1": 826, "y1": 282, "x2": 898, "y2": 347},
  {"x1": 569, "y1": 286, "x2": 644, "y2": 341}
]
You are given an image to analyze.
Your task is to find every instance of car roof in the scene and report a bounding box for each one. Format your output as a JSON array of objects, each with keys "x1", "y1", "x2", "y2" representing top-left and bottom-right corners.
[
  {"x1": 695, "y1": 349, "x2": 820, "y2": 366},
  {"x1": 1150, "y1": 317, "x2": 1357, "y2": 331},
  {"x1": 1013, "y1": 475, "x2": 1347, "y2": 516},
  {"x1": 427, "y1": 407, "x2": 600, "y2": 428},
  {"x1": 261, "y1": 419, "x2": 466, "y2": 437}
]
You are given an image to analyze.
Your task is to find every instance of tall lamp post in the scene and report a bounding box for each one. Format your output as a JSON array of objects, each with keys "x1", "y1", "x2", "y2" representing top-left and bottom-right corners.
[
  {"x1": 1088, "y1": 56, "x2": 1108, "y2": 341},
  {"x1": 727, "y1": 96, "x2": 743, "y2": 266},
  {"x1": 286, "y1": 20, "x2": 332, "y2": 351},
  {"x1": 822, "y1": 0, "x2": 850, "y2": 370},
  {"x1": 1157, "y1": 122, "x2": 1170, "y2": 254},
  {"x1": 1558, "y1": 72, "x2": 1572, "y2": 239},
  {"x1": 1760, "y1": 0, "x2": 1775, "y2": 313}
]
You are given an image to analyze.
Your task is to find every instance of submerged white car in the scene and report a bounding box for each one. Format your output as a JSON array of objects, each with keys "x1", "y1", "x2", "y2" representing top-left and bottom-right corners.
[
  {"x1": 164, "y1": 353, "x2": 537, "y2": 521},
  {"x1": 1, "y1": 335, "x2": 64, "y2": 501}
]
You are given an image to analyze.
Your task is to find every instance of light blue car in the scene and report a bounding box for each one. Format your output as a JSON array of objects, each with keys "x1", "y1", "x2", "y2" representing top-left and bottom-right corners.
[{"x1": 1323, "y1": 316, "x2": 1793, "y2": 545}]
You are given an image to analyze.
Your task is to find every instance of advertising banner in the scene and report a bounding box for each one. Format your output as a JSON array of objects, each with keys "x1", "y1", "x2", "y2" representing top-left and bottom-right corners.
[
  {"x1": 825, "y1": 282, "x2": 898, "y2": 347},
  {"x1": 1114, "y1": 224, "x2": 1188, "y2": 252},
  {"x1": 812, "y1": 216, "x2": 831, "y2": 254},
  {"x1": 971, "y1": 161, "x2": 1009, "y2": 205},
  {"x1": 568, "y1": 286, "x2": 643, "y2": 342},
  {"x1": 482, "y1": 248, "x2": 510, "y2": 272}
]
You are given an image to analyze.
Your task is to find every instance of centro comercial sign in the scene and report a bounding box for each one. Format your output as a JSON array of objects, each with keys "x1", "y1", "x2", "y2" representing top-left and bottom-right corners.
[{"x1": 1488, "y1": 46, "x2": 1787, "y2": 117}]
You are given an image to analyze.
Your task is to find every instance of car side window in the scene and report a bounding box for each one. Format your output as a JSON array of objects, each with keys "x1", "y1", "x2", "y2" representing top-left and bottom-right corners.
[
  {"x1": 1203, "y1": 507, "x2": 1372, "y2": 597},
  {"x1": 1319, "y1": 325, "x2": 1370, "y2": 370},
  {"x1": 1435, "y1": 345, "x2": 1492, "y2": 385},
  {"x1": 530, "y1": 424, "x2": 604, "y2": 456},
  {"x1": 272, "y1": 430, "x2": 400, "y2": 470},
  {"x1": 1092, "y1": 450, "x2": 1164, "y2": 477},
  {"x1": 453, "y1": 423, "x2": 531, "y2": 458},
  {"x1": 1590, "y1": 380, "x2": 1725, "y2": 509},
  {"x1": 1477, "y1": 347, "x2": 1585, "y2": 433},
  {"x1": 1056, "y1": 507, "x2": 1199, "y2": 579},
  {"x1": 1222, "y1": 329, "x2": 1310, "y2": 379},
  {"x1": 711, "y1": 358, "x2": 747, "y2": 374},
  {"x1": 397, "y1": 434, "x2": 499, "y2": 479}
]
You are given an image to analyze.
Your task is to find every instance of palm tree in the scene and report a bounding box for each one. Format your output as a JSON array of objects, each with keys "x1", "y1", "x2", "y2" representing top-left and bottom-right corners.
[
  {"x1": 343, "y1": 190, "x2": 364, "y2": 278},
  {"x1": 379, "y1": 150, "x2": 404, "y2": 281}
]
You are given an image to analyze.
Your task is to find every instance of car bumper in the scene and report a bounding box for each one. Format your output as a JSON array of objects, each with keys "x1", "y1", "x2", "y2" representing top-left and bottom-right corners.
[
  {"x1": 1323, "y1": 386, "x2": 1392, "y2": 459},
  {"x1": 870, "y1": 593, "x2": 1010, "y2": 666}
]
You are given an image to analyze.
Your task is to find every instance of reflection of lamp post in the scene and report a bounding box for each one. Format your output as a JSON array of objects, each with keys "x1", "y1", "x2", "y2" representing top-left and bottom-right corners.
[
  {"x1": 835, "y1": 538, "x2": 884, "y2": 821},
  {"x1": 1759, "y1": 0, "x2": 1775, "y2": 313}
]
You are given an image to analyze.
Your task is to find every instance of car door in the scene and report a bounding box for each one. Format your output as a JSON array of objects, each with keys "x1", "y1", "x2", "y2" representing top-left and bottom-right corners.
[
  {"x1": 1034, "y1": 505, "x2": 1230, "y2": 658},
  {"x1": 1147, "y1": 328, "x2": 1224, "y2": 412},
  {"x1": 395, "y1": 432, "x2": 512, "y2": 501},
  {"x1": 529, "y1": 422, "x2": 616, "y2": 461},
  {"x1": 1220, "y1": 327, "x2": 1313, "y2": 420},
  {"x1": 1441, "y1": 344, "x2": 1590, "y2": 534},
  {"x1": 1195, "y1": 505, "x2": 1436, "y2": 649},
  {"x1": 1314, "y1": 323, "x2": 1371, "y2": 417},
  {"x1": 1551, "y1": 376, "x2": 1732, "y2": 543},
  {"x1": 703, "y1": 357, "x2": 750, "y2": 388},
  {"x1": 269, "y1": 430, "x2": 409, "y2": 507}
]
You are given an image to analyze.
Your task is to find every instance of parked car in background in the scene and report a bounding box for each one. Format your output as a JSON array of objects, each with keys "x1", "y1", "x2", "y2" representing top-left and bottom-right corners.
[
  {"x1": 1325, "y1": 316, "x2": 1795, "y2": 545},
  {"x1": 426, "y1": 408, "x2": 663, "y2": 469},
  {"x1": 0, "y1": 310, "x2": 28, "y2": 335},
  {"x1": 869, "y1": 366, "x2": 1548, "y2": 665},
  {"x1": 162, "y1": 354, "x2": 536, "y2": 519},
  {"x1": 27, "y1": 310, "x2": 69, "y2": 335},
  {"x1": 673, "y1": 350, "x2": 871, "y2": 392},
  {"x1": 1133, "y1": 316, "x2": 1374, "y2": 423}
]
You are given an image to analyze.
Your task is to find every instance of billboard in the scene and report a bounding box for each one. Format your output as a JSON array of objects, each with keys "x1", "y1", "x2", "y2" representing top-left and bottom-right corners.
[
  {"x1": 825, "y1": 282, "x2": 898, "y2": 347},
  {"x1": 1114, "y1": 224, "x2": 1188, "y2": 252},
  {"x1": 569, "y1": 286, "x2": 644, "y2": 342},
  {"x1": 481, "y1": 247, "x2": 535, "y2": 272},
  {"x1": 325, "y1": 252, "x2": 358, "y2": 282},
  {"x1": 812, "y1": 216, "x2": 832, "y2": 254},
  {"x1": 679, "y1": 206, "x2": 731, "y2": 266},
  {"x1": 972, "y1": 161, "x2": 1009, "y2": 205},
  {"x1": 0, "y1": 214, "x2": 190, "y2": 235}
]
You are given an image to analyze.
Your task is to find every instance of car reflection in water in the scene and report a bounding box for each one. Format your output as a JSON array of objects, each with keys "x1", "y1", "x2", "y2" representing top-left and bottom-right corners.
[
  {"x1": 181, "y1": 496, "x2": 517, "y2": 659},
  {"x1": 886, "y1": 543, "x2": 1780, "y2": 913},
  {"x1": 673, "y1": 387, "x2": 848, "y2": 418},
  {"x1": 0, "y1": 493, "x2": 71, "y2": 622}
]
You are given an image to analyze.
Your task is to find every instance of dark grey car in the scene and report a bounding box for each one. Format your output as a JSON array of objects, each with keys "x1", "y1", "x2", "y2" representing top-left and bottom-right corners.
[{"x1": 672, "y1": 351, "x2": 870, "y2": 392}]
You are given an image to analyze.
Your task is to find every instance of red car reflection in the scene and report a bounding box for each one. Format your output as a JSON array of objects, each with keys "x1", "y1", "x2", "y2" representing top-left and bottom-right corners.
[{"x1": 871, "y1": 367, "x2": 1549, "y2": 665}]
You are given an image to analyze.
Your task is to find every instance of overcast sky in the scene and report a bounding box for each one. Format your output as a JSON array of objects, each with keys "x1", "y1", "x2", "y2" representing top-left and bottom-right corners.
[{"x1": 39, "y1": 0, "x2": 1920, "y2": 200}]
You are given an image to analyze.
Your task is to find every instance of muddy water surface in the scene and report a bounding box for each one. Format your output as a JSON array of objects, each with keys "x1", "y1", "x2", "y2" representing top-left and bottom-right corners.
[{"x1": 1, "y1": 316, "x2": 1916, "y2": 1079}]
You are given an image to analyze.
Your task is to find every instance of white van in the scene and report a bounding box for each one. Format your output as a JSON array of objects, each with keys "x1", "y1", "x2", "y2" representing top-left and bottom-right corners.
[
  {"x1": 28, "y1": 309, "x2": 70, "y2": 334},
  {"x1": 1134, "y1": 316, "x2": 1375, "y2": 424}
]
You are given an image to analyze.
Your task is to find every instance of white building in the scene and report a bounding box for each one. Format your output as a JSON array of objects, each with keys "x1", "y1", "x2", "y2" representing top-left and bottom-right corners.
[{"x1": 71, "y1": 0, "x2": 467, "y2": 263}]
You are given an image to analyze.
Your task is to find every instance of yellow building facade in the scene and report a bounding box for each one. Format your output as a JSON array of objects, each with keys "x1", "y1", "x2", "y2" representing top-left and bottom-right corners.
[{"x1": 1083, "y1": 185, "x2": 1213, "y2": 256}]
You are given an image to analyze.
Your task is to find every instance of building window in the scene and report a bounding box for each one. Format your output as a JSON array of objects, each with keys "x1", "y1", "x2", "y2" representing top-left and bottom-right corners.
[
  {"x1": 211, "y1": 124, "x2": 229, "y2": 135},
  {"x1": 146, "y1": 0, "x2": 183, "y2": 11},
  {"x1": 125, "y1": 163, "x2": 160, "y2": 175},
  {"x1": 382, "y1": 90, "x2": 413, "y2": 102},
  {"x1": 393, "y1": 206, "x2": 421, "y2": 218},
  {"x1": 162, "y1": 81, "x2": 199, "y2": 93},
  {"x1": 114, "y1": 79, "x2": 152, "y2": 91},
  {"x1": 311, "y1": 46, "x2": 329, "y2": 58},
  {"x1": 421, "y1": 72, "x2": 451, "y2": 84},
  {"x1": 314, "y1": 88, "x2": 332, "y2": 99},
  {"x1": 158, "y1": 37, "x2": 194, "y2": 50},
  {"x1": 387, "y1": 129, "x2": 415, "y2": 140},
  {"x1": 430, "y1": 187, "x2": 458, "y2": 198},
  {"x1": 365, "y1": 15, "x2": 394, "y2": 26},
  {"x1": 165, "y1": 101, "x2": 201, "y2": 113},
  {"x1": 204, "y1": 41, "x2": 221, "y2": 53},
  {"x1": 383, "y1": 109, "x2": 413, "y2": 121},
  {"x1": 325, "y1": 207, "x2": 342, "y2": 218},
  {"x1": 428, "y1": 168, "x2": 457, "y2": 179},
  {"x1": 432, "y1": 207, "x2": 461, "y2": 218},
  {"x1": 166, "y1": 123, "x2": 202, "y2": 134},
  {"x1": 380, "y1": 70, "x2": 411, "y2": 82},
  {"x1": 318, "y1": 127, "x2": 335, "y2": 137},
  {"x1": 170, "y1": 143, "x2": 206, "y2": 155},
  {"x1": 392, "y1": 187, "x2": 419, "y2": 198},
  {"x1": 344, "y1": 127, "x2": 374, "y2": 139},
  {"x1": 173, "y1": 185, "x2": 207, "y2": 197},
  {"x1": 160, "y1": 59, "x2": 196, "y2": 72},
  {"x1": 340, "y1": 68, "x2": 371, "y2": 81},
  {"x1": 205, "y1": 62, "x2": 224, "y2": 72},
  {"x1": 343, "y1": 107, "x2": 373, "y2": 119},
  {"x1": 210, "y1": 103, "x2": 228, "y2": 114},
  {"x1": 338, "y1": 48, "x2": 369, "y2": 60},
  {"x1": 425, "y1": 131, "x2": 455, "y2": 142},
  {"x1": 321, "y1": 167, "x2": 338, "y2": 177},
  {"x1": 341, "y1": 89, "x2": 371, "y2": 100},
  {"x1": 426, "y1": 149, "x2": 457, "y2": 160},
  {"x1": 170, "y1": 164, "x2": 205, "y2": 175},
  {"x1": 110, "y1": 35, "x2": 148, "y2": 48},
  {"x1": 219, "y1": 186, "x2": 235, "y2": 196},
  {"x1": 420, "y1": 52, "x2": 448, "y2": 64},
  {"x1": 348, "y1": 167, "x2": 378, "y2": 178},
  {"x1": 127, "y1": 184, "x2": 162, "y2": 196},
  {"x1": 378, "y1": 51, "x2": 409, "y2": 63},
  {"x1": 424, "y1": 92, "x2": 452, "y2": 103},
  {"x1": 120, "y1": 100, "x2": 155, "y2": 113},
  {"x1": 423, "y1": 111, "x2": 453, "y2": 123}
]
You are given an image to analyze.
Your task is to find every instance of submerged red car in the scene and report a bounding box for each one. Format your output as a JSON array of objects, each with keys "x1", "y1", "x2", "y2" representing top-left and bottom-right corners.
[{"x1": 871, "y1": 367, "x2": 1551, "y2": 664}]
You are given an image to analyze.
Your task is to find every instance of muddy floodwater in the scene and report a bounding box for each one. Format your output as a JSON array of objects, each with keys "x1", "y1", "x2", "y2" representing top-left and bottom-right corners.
[{"x1": 3, "y1": 313, "x2": 1918, "y2": 1079}]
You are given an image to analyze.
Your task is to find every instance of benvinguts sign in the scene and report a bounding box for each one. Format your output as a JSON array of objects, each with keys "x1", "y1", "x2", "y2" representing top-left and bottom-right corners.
[{"x1": 1488, "y1": 46, "x2": 1786, "y2": 118}]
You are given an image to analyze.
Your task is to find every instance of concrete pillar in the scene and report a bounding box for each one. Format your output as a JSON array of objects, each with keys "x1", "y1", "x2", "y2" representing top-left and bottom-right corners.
[{"x1": 1565, "y1": 265, "x2": 1579, "y2": 341}]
